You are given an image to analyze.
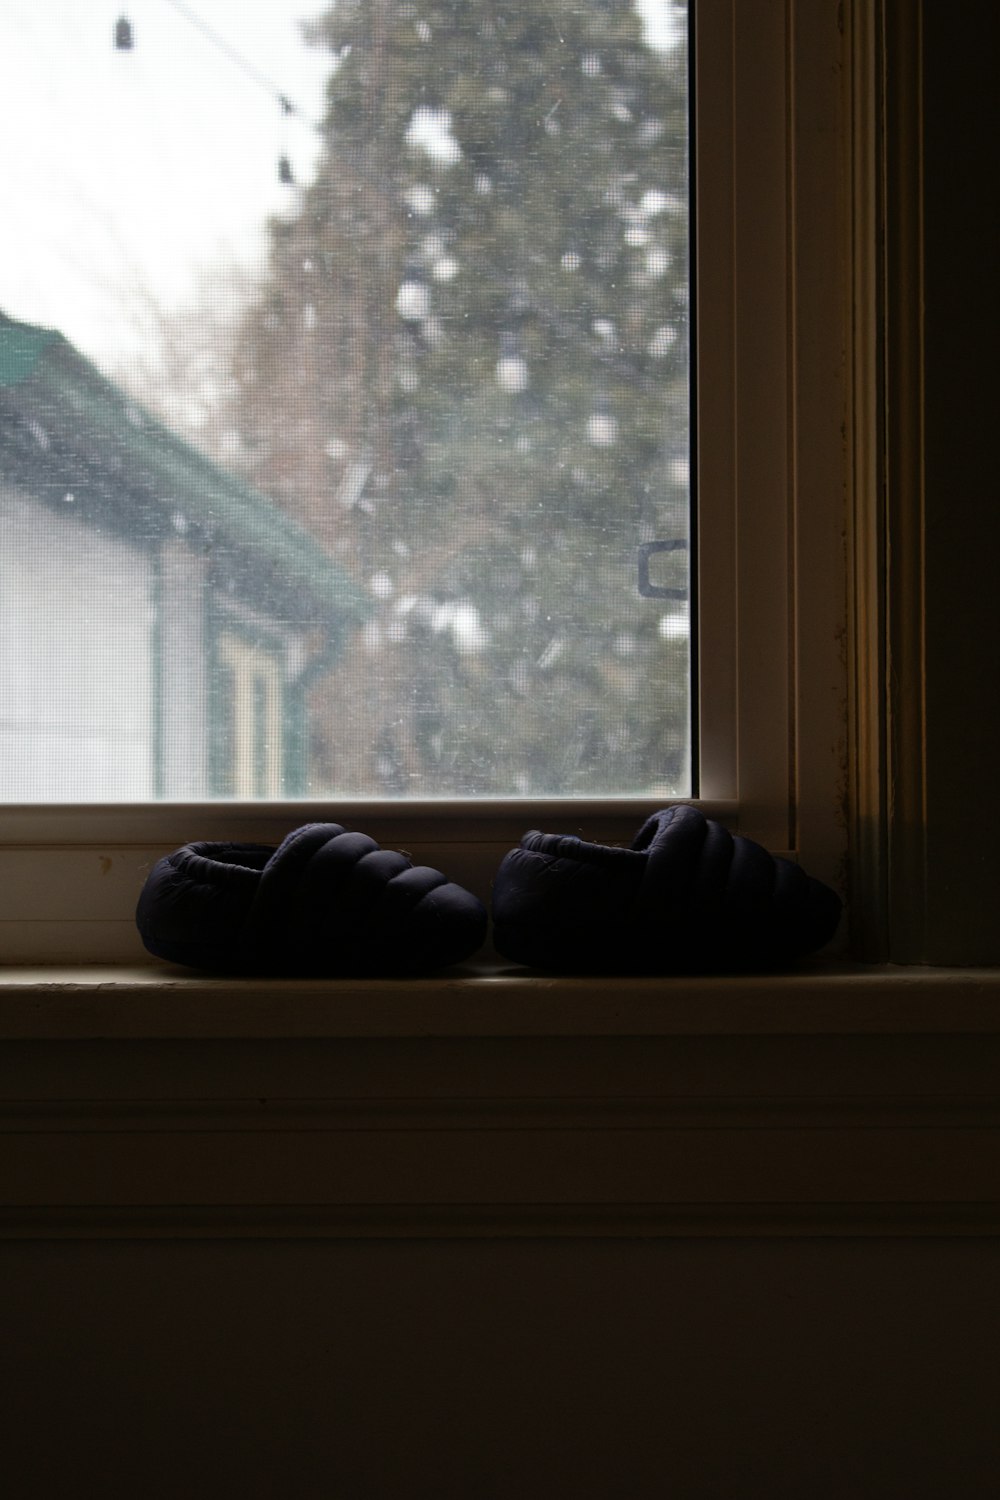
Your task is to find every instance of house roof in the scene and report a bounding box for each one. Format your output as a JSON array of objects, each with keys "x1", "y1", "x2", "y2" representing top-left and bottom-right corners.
[{"x1": 0, "y1": 312, "x2": 369, "y2": 635}]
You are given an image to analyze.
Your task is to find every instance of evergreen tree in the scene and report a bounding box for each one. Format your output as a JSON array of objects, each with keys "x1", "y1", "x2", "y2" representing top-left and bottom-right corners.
[{"x1": 228, "y1": 0, "x2": 691, "y2": 796}]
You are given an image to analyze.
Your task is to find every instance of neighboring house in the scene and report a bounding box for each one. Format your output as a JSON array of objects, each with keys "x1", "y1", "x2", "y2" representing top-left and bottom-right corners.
[{"x1": 0, "y1": 312, "x2": 367, "y2": 800}]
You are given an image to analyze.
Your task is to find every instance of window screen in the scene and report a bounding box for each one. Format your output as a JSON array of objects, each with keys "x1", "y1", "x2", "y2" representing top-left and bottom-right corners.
[{"x1": 0, "y1": 0, "x2": 690, "y2": 801}]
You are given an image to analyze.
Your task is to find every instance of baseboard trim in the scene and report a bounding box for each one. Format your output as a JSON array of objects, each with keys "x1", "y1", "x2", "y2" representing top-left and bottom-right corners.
[{"x1": 4, "y1": 1200, "x2": 1000, "y2": 1241}]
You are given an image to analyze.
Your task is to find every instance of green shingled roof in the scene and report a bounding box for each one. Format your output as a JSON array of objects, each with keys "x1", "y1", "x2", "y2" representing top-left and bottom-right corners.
[
  {"x1": 0, "y1": 312, "x2": 369, "y2": 634},
  {"x1": 0, "y1": 318, "x2": 58, "y2": 388}
]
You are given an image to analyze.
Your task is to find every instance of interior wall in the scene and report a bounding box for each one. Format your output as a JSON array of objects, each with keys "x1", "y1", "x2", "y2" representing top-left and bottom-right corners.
[{"x1": 4, "y1": 1237, "x2": 1000, "y2": 1500}]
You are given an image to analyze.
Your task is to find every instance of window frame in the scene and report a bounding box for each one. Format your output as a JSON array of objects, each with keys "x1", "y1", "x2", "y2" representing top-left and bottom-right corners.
[{"x1": 0, "y1": 0, "x2": 853, "y2": 965}]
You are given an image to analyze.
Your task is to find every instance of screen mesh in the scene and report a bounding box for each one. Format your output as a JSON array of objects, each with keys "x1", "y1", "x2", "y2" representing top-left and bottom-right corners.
[{"x1": 0, "y1": 0, "x2": 690, "y2": 800}]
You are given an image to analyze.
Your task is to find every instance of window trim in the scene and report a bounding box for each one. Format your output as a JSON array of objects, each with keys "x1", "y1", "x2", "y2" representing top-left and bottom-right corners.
[{"x1": 0, "y1": 0, "x2": 853, "y2": 965}]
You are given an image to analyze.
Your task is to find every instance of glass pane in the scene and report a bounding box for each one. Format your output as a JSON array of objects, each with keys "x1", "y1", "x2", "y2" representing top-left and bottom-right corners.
[{"x1": 0, "y1": 0, "x2": 690, "y2": 800}]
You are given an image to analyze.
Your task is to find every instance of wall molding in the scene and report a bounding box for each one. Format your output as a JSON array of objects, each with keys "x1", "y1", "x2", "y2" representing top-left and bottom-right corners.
[
  {"x1": 4, "y1": 967, "x2": 1000, "y2": 1240},
  {"x1": 5, "y1": 1202, "x2": 1000, "y2": 1242}
]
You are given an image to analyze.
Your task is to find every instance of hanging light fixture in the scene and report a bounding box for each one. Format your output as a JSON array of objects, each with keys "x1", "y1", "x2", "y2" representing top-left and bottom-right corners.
[{"x1": 114, "y1": 16, "x2": 134, "y2": 51}]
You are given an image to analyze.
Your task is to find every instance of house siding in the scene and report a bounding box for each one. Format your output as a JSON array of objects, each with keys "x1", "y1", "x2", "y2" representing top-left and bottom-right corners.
[{"x1": 0, "y1": 486, "x2": 153, "y2": 798}]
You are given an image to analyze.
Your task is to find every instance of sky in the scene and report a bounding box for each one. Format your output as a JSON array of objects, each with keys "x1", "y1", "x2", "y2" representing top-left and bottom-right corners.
[
  {"x1": 0, "y1": 0, "x2": 329, "y2": 366},
  {"x1": 0, "y1": 0, "x2": 682, "y2": 371}
]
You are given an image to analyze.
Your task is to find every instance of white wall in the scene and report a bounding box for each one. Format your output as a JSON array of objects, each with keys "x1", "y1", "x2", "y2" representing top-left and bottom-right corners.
[
  {"x1": 157, "y1": 535, "x2": 208, "y2": 798},
  {"x1": 0, "y1": 487, "x2": 154, "y2": 798}
]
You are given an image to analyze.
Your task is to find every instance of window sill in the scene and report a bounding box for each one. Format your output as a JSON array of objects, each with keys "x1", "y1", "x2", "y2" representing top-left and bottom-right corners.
[
  {"x1": 3, "y1": 960, "x2": 999, "y2": 1242},
  {"x1": 0, "y1": 958, "x2": 998, "y2": 1039}
]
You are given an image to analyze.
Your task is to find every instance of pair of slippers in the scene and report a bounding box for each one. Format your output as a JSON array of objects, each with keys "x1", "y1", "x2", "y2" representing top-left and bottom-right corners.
[{"x1": 136, "y1": 807, "x2": 842, "y2": 977}]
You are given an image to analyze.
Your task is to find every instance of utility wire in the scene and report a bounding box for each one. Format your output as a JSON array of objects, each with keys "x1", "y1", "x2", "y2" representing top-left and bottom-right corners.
[{"x1": 157, "y1": 0, "x2": 322, "y2": 129}]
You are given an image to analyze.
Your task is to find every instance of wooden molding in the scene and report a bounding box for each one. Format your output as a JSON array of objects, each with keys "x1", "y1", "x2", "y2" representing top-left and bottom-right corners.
[
  {"x1": 4, "y1": 1202, "x2": 1000, "y2": 1242},
  {"x1": 4, "y1": 974, "x2": 1000, "y2": 1239},
  {"x1": 845, "y1": 0, "x2": 928, "y2": 960}
]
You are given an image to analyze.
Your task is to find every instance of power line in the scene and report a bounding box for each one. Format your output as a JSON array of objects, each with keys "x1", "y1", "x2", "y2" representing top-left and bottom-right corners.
[{"x1": 156, "y1": 0, "x2": 322, "y2": 130}]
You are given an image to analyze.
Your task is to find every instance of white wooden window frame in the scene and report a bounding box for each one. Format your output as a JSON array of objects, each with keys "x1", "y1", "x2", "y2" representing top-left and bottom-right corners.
[{"x1": 0, "y1": 0, "x2": 850, "y2": 965}]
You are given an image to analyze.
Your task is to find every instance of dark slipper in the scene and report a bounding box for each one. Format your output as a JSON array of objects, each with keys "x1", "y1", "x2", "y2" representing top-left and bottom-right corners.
[
  {"x1": 136, "y1": 822, "x2": 487, "y2": 975},
  {"x1": 491, "y1": 804, "x2": 842, "y2": 973}
]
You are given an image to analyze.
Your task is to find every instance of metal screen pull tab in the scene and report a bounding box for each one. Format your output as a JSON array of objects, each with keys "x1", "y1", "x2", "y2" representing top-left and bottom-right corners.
[{"x1": 637, "y1": 539, "x2": 688, "y2": 599}]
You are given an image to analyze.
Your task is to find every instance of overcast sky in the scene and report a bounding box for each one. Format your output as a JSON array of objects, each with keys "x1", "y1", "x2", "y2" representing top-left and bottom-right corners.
[
  {"x1": 0, "y1": 0, "x2": 329, "y2": 365},
  {"x1": 0, "y1": 0, "x2": 681, "y2": 370}
]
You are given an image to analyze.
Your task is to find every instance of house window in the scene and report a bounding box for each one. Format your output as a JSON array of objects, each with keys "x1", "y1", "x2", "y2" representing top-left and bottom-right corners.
[{"x1": 214, "y1": 631, "x2": 285, "y2": 800}]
